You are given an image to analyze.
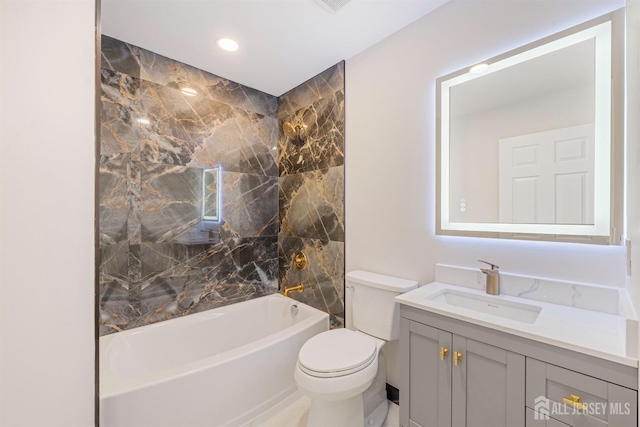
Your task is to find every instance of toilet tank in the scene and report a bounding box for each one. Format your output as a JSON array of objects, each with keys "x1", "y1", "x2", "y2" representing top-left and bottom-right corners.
[{"x1": 347, "y1": 270, "x2": 418, "y2": 341}]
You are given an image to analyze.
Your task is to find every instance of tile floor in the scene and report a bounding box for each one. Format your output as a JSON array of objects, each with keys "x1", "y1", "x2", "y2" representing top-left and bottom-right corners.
[{"x1": 250, "y1": 391, "x2": 399, "y2": 427}]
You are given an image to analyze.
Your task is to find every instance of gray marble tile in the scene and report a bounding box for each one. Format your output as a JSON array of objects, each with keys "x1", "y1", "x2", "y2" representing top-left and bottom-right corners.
[
  {"x1": 139, "y1": 162, "x2": 202, "y2": 242},
  {"x1": 138, "y1": 274, "x2": 206, "y2": 325},
  {"x1": 137, "y1": 80, "x2": 218, "y2": 165},
  {"x1": 138, "y1": 48, "x2": 277, "y2": 117},
  {"x1": 100, "y1": 68, "x2": 142, "y2": 156},
  {"x1": 279, "y1": 236, "x2": 344, "y2": 328},
  {"x1": 99, "y1": 281, "x2": 130, "y2": 336},
  {"x1": 138, "y1": 162, "x2": 278, "y2": 243},
  {"x1": 222, "y1": 172, "x2": 278, "y2": 238},
  {"x1": 128, "y1": 244, "x2": 142, "y2": 315},
  {"x1": 187, "y1": 113, "x2": 278, "y2": 176},
  {"x1": 137, "y1": 80, "x2": 278, "y2": 174},
  {"x1": 279, "y1": 166, "x2": 344, "y2": 242},
  {"x1": 100, "y1": 242, "x2": 129, "y2": 288},
  {"x1": 126, "y1": 160, "x2": 142, "y2": 245},
  {"x1": 202, "y1": 78, "x2": 278, "y2": 118},
  {"x1": 98, "y1": 42, "x2": 345, "y2": 335},
  {"x1": 140, "y1": 241, "x2": 226, "y2": 283},
  {"x1": 278, "y1": 62, "x2": 344, "y2": 119},
  {"x1": 135, "y1": 237, "x2": 278, "y2": 327},
  {"x1": 101, "y1": 35, "x2": 141, "y2": 78},
  {"x1": 279, "y1": 90, "x2": 344, "y2": 176},
  {"x1": 99, "y1": 154, "x2": 129, "y2": 246},
  {"x1": 99, "y1": 242, "x2": 130, "y2": 335}
]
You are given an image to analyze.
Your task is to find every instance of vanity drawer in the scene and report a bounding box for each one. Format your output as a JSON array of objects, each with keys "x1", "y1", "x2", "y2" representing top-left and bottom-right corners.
[
  {"x1": 526, "y1": 358, "x2": 637, "y2": 427},
  {"x1": 526, "y1": 408, "x2": 570, "y2": 426}
]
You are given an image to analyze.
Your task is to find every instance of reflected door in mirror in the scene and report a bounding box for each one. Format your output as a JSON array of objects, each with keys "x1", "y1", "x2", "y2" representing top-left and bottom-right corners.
[{"x1": 498, "y1": 123, "x2": 594, "y2": 225}]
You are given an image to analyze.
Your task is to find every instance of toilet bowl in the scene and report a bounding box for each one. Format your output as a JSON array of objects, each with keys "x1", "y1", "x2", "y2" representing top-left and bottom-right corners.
[
  {"x1": 294, "y1": 271, "x2": 418, "y2": 427},
  {"x1": 294, "y1": 329, "x2": 386, "y2": 427}
]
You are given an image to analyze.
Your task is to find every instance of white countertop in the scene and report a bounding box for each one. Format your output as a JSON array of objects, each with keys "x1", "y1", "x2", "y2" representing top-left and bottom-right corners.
[{"x1": 396, "y1": 282, "x2": 638, "y2": 368}]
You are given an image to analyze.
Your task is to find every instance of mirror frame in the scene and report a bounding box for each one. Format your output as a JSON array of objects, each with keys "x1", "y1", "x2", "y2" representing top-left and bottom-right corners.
[{"x1": 436, "y1": 10, "x2": 624, "y2": 244}]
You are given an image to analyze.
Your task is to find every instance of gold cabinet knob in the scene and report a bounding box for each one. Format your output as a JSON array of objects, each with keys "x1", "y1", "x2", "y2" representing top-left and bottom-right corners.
[
  {"x1": 454, "y1": 351, "x2": 463, "y2": 366},
  {"x1": 440, "y1": 347, "x2": 449, "y2": 361}
]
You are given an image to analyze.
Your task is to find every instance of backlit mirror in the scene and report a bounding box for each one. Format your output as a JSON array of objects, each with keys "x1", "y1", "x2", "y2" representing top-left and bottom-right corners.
[{"x1": 436, "y1": 12, "x2": 623, "y2": 244}]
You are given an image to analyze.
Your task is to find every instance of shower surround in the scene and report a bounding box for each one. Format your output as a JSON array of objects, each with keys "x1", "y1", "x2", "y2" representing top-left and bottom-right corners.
[
  {"x1": 99, "y1": 35, "x2": 344, "y2": 334},
  {"x1": 278, "y1": 64, "x2": 346, "y2": 328}
]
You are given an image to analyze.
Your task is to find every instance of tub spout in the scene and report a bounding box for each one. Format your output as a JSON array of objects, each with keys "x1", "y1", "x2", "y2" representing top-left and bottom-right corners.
[{"x1": 283, "y1": 283, "x2": 304, "y2": 297}]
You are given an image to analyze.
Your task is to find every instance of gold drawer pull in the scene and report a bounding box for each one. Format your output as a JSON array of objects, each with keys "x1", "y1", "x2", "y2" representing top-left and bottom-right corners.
[
  {"x1": 562, "y1": 394, "x2": 588, "y2": 411},
  {"x1": 454, "y1": 351, "x2": 462, "y2": 366},
  {"x1": 440, "y1": 347, "x2": 449, "y2": 361}
]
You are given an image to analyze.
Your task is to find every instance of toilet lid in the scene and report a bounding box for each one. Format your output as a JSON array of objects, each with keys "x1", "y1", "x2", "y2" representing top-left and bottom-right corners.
[{"x1": 298, "y1": 329, "x2": 377, "y2": 378}]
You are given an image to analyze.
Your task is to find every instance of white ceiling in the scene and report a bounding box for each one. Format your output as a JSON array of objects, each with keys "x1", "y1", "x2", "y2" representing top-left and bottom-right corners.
[{"x1": 101, "y1": 0, "x2": 449, "y2": 96}]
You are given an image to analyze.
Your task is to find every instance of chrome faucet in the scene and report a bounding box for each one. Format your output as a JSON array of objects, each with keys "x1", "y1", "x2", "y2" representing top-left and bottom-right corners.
[{"x1": 479, "y1": 260, "x2": 500, "y2": 295}]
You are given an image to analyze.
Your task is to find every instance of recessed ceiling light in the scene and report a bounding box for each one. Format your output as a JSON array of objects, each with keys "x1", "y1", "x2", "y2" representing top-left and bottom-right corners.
[
  {"x1": 181, "y1": 87, "x2": 198, "y2": 97},
  {"x1": 217, "y1": 38, "x2": 239, "y2": 52},
  {"x1": 469, "y1": 63, "x2": 489, "y2": 74}
]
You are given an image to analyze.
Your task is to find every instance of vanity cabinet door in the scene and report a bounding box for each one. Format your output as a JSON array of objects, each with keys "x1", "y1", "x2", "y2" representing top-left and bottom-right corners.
[
  {"x1": 400, "y1": 318, "x2": 452, "y2": 427},
  {"x1": 451, "y1": 336, "x2": 525, "y2": 427}
]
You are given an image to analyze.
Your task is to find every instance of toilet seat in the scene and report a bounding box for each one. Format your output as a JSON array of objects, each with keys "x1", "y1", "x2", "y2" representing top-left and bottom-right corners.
[{"x1": 298, "y1": 329, "x2": 377, "y2": 378}]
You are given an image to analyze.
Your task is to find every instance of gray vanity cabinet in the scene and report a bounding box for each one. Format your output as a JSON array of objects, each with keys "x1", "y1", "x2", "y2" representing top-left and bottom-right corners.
[
  {"x1": 400, "y1": 318, "x2": 525, "y2": 427},
  {"x1": 399, "y1": 305, "x2": 638, "y2": 427}
]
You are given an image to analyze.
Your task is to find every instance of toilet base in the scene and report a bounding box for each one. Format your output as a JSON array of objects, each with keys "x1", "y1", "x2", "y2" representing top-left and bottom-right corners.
[
  {"x1": 307, "y1": 394, "x2": 364, "y2": 427},
  {"x1": 363, "y1": 352, "x2": 387, "y2": 426},
  {"x1": 365, "y1": 399, "x2": 389, "y2": 427}
]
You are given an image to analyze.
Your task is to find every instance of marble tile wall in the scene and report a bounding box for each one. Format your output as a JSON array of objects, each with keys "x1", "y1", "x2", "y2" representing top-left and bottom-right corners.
[
  {"x1": 100, "y1": 36, "x2": 345, "y2": 334},
  {"x1": 99, "y1": 35, "x2": 279, "y2": 335},
  {"x1": 277, "y1": 63, "x2": 346, "y2": 328}
]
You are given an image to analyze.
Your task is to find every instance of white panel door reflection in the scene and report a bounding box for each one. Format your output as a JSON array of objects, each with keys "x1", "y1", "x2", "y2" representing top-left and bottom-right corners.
[{"x1": 499, "y1": 123, "x2": 594, "y2": 225}]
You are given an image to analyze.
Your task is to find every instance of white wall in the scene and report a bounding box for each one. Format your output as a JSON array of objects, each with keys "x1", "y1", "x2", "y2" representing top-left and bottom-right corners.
[
  {"x1": 626, "y1": 0, "x2": 640, "y2": 352},
  {"x1": 345, "y1": 0, "x2": 625, "y2": 388},
  {"x1": 0, "y1": 0, "x2": 96, "y2": 425}
]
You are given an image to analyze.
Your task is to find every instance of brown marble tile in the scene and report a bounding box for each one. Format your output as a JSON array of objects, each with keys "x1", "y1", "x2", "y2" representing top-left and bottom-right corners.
[
  {"x1": 100, "y1": 68, "x2": 142, "y2": 156},
  {"x1": 137, "y1": 80, "x2": 278, "y2": 174},
  {"x1": 279, "y1": 90, "x2": 345, "y2": 176},
  {"x1": 101, "y1": 35, "x2": 141, "y2": 78},
  {"x1": 278, "y1": 62, "x2": 344, "y2": 119},
  {"x1": 138, "y1": 48, "x2": 277, "y2": 117},
  {"x1": 279, "y1": 236, "x2": 344, "y2": 328},
  {"x1": 279, "y1": 166, "x2": 344, "y2": 242}
]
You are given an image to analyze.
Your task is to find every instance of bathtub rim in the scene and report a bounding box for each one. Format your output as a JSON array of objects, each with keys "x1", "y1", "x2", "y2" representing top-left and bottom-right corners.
[{"x1": 99, "y1": 293, "x2": 329, "y2": 399}]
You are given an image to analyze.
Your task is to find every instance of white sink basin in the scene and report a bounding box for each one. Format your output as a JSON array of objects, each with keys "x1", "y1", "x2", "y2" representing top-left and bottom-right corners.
[{"x1": 428, "y1": 289, "x2": 542, "y2": 324}]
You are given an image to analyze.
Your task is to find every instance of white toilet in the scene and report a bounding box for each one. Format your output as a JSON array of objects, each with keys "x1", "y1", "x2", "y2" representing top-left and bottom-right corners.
[{"x1": 294, "y1": 270, "x2": 418, "y2": 427}]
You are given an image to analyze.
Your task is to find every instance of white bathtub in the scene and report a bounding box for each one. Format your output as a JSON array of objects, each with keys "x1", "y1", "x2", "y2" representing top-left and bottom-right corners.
[{"x1": 100, "y1": 294, "x2": 329, "y2": 427}]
